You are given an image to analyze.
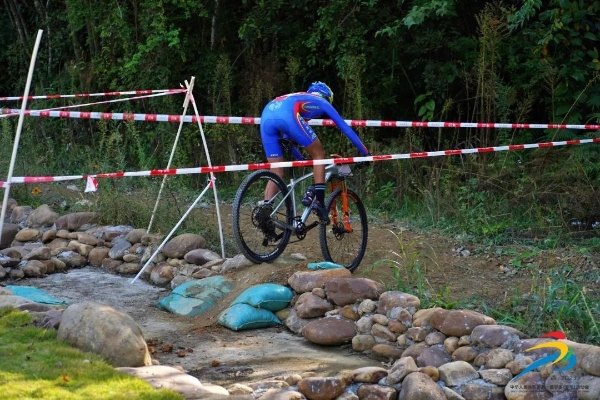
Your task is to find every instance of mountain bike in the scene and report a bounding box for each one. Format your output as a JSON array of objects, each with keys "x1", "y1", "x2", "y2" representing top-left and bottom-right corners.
[{"x1": 232, "y1": 139, "x2": 368, "y2": 272}]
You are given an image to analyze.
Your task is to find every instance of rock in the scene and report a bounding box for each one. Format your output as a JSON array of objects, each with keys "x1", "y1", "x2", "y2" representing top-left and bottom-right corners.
[
  {"x1": 505, "y1": 372, "x2": 552, "y2": 399},
  {"x1": 471, "y1": 324, "x2": 529, "y2": 348},
  {"x1": 398, "y1": 372, "x2": 446, "y2": 400},
  {"x1": 429, "y1": 309, "x2": 496, "y2": 337},
  {"x1": 351, "y1": 366, "x2": 388, "y2": 383},
  {"x1": 22, "y1": 260, "x2": 46, "y2": 277},
  {"x1": 372, "y1": 343, "x2": 404, "y2": 361},
  {"x1": 302, "y1": 317, "x2": 356, "y2": 346},
  {"x1": 22, "y1": 246, "x2": 51, "y2": 261},
  {"x1": 416, "y1": 345, "x2": 452, "y2": 368},
  {"x1": 0, "y1": 224, "x2": 19, "y2": 249},
  {"x1": 10, "y1": 206, "x2": 33, "y2": 224},
  {"x1": 287, "y1": 269, "x2": 352, "y2": 293},
  {"x1": 462, "y1": 383, "x2": 506, "y2": 400},
  {"x1": 479, "y1": 368, "x2": 513, "y2": 386},
  {"x1": 15, "y1": 228, "x2": 40, "y2": 242},
  {"x1": 0, "y1": 294, "x2": 34, "y2": 308},
  {"x1": 117, "y1": 365, "x2": 228, "y2": 398},
  {"x1": 438, "y1": 361, "x2": 479, "y2": 387},
  {"x1": 324, "y1": 277, "x2": 386, "y2": 306},
  {"x1": 352, "y1": 334, "x2": 377, "y2": 352},
  {"x1": 485, "y1": 348, "x2": 515, "y2": 369},
  {"x1": 578, "y1": 375, "x2": 600, "y2": 400},
  {"x1": 55, "y1": 251, "x2": 87, "y2": 268},
  {"x1": 219, "y1": 254, "x2": 255, "y2": 273},
  {"x1": 25, "y1": 204, "x2": 59, "y2": 228},
  {"x1": 297, "y1": 376, "x2": 348, "y2": 400},
  {"x1": 295, "y1": 292, "x2": 333, "y2": 318},
  {"x1": 184, "y1": 248, "x2": 222, "y2": 265},
  {"x1": 162, "y1": 233, "x2": 206, "y2": 259},
  {"x1": 452, "y1": 346, "x2": 479, "y2": 362},
  {"x1": 284, "y1": 308, "x2": 312, "y2": 335},
  {"x1": 356, "y1": 384, "x2": 397, "y2": 399},
  {"x1": 124, "y1": 228, "x2": 147, "y2": 244},
  {"x1": 377, "y1": 291, "x2": 421, "y2": 315},
  {"x1": 150, "y1": 262, "x2": 174, "y2": 286},
  {"x1": 54, "y1": 212, "x2": 99, "y2": 231},
  {"x1": 88, "y1": 247, "x2": 110, "y2": 266},
  {"x1": 387, "y1": 356, "x2": 419, "y2": 384},
  {"x1": 108, "y1": 237, "x2": 132, "y2": 260},
  {"x1": 57, "y1": 301, "x2": 151, "y2": 367}
]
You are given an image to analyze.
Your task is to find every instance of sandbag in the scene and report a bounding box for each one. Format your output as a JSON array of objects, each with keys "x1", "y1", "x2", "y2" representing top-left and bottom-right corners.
[
  {"x1": 230, "y1": 283, "x2": 293, "y2": 312},
  {"x1": 307, "y1": 261, "x2": 345, "y2": 270},
  {"x1": 218, "y1": 303, "x2": 281, "y2": 331},
  {"x1": 6, "y1": 285, "x2": 69, "y2": 305}
]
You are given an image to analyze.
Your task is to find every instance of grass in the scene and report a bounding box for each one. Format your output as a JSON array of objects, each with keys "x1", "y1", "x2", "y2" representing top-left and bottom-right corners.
[{"x1": 0, "y1": 307, "x2": 183, "y2": 400}]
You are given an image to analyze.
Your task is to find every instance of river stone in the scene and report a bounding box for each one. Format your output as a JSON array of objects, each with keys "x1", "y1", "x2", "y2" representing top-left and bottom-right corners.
[
  {"x1": 124, "y1": 228, "x2": 147, "y2": 244},
  {"x1": 357, "y1": 384, "x2": 397, "y2": 399},
  {"x1": 67, "y1": 240, "x2": 94, "y2": 257},
  {"x1": 504, "y1": 372, "x2": 551, "y2": 399},
  {"x1": 22, "y1": 246, "x2": 51, "y2": 261},
  {"x1": 22, "y1": 260, "x2": 46, "y2": 277},
  {"x1": 0, "y1": 224, "x2": 19, "y2": 249},
  {"x1": 387, "y1": 356, "x2": 419, "y2": 384},
  {"x1": 302, "y1": 317, "x2": 356, "y2": 346},
  {"x1": 219, "y1": 254, "x2": 255, "y2": 273},
  {"x1": 150, "y1": 262, "x2": 174, "y2": 286},
  {"x1": 184, "y1": 248, "x2": 222, "y2": 265},
  {"x1": 352, "y1": 334, "x2": 377, "y2": 352},
  {"x1": 0, "y1": 294, "x2": 34, "y2": 308},
  {"x1": 349, "y1": 367, "x2": 388, "y2": 384},
  {"x1": 162, "y1": 233, "x2": 206, "y2": 259},
  {"x1": 429, "y1": 309, "x2": 496, "y2": 337},
  {"x1": 371, "y1": 343, "x2": 404, "y2": 362},
  {"x1": 88, "y1": 247, "x2": 110, "y2": 266},
  {"x1": 15, "y1": 228, "x2": 40, "y2": 242},
  {"x1": 58, "y1": 301, "x2": 151, "y2": 367},
  {"x1": 25, "y1": 204, "x2": 59, "y2": 228},
  {"x1": 399, "y1": 372, "x2": 446, "y2": 400},
  {"x1": 284, "y1": 308, "x2": 311, "y2": 335},
  {"x1": 578, "y1": 375, "x2": 600, "y2": 400},
  {"x1": 55, "y1": 251, "x2": 87, "y2": 268},
  {"x1": 54, "y1": 212, "x2": 99, "y2": 231},
  {"x1": 416, "y1": 345, "x2": 452, "y2": 368},
  {"x1": 438, "y1": 361, "x2": 479, "y2": 387},
  {"x1": 76, "y1": 233, "x2": 101, "y2": 246},
  {"x1": 10, "y1": 206, "x2": 33, "y2": 224},
  {"x1": 462, "y1": 383, "x2": 506, "y2": 400},
  {"x1": 471, "y1": 324, "x2": 529, "y2": 348},
  {"x1": 295, "y1": 292, "x2": 334, "y2": 318},
  {"x1": 325, "y1": 277, "x2": 386, "y2": 306},
  {"x1": 108, "y1": 237, "x2": 132, "y2": 260},
  {"x1": 287, "y1": 269, "x2": 352, "y2": 293},
  {"x1": 377, "y1": 291, "x2": 421, "y2": 315},
  {"x1": 297, "y1": 376, "x2": 348, "y2": 400}
]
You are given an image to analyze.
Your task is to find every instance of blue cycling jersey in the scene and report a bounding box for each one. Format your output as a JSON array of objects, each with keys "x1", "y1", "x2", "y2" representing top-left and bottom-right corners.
[{"x1": 260, "y1": 92, "x2": 370, "y2": 158}]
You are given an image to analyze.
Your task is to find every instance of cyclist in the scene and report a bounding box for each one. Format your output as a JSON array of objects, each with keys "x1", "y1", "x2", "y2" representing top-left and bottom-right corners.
[{"x1": 260, "y1": 81, "x2": 371, "y2": 223}]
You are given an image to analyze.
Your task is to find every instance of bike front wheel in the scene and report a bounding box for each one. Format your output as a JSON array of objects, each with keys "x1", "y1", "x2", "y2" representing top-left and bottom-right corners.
[
  {"x1": 232, "y1": 170, "x2": 293, "y2": 263},
  {"x1": 319, "y1": 187, "x2": 368, "y2": 272}
]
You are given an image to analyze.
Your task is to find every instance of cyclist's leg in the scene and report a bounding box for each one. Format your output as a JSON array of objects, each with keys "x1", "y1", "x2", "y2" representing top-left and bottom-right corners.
[{"x1": 260, "y1": 119, "x2": 286, "y2": 201}]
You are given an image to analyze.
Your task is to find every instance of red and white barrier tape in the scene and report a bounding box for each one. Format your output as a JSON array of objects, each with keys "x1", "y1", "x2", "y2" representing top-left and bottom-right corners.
[
  {"x1": 0, "y1": 89, "x2": 186, "y2": 102},
  {"x1": 1, "y1": 137, "x2": 598, "y2": 189},
  {"x1": 1, "y1": 108, "x2": 599, "y2": 130}
]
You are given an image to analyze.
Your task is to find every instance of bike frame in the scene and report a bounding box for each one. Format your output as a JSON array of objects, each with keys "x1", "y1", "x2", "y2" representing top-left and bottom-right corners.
[{"x1": 268, "y1": 163, "x2": 353, "y2": 235}]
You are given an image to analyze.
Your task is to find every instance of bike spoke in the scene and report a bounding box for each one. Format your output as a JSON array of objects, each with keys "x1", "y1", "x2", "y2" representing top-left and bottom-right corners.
[{"x1": 320, "y1": 188, "x2": 368, "y2": 272}]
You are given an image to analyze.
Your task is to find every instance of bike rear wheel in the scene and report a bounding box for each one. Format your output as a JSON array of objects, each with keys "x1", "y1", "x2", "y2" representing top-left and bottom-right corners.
[
  {"x1": 232, "y1": 170, "x2": 293, "y2": 263},
  {"x1": 319, "y1": 187, "x2": 368, "y2": 272}
]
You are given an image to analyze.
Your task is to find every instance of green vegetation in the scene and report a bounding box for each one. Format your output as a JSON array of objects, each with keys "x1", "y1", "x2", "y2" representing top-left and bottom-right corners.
[{"x1": 0, "y1": 307, "x2": 182, "y2": 400}]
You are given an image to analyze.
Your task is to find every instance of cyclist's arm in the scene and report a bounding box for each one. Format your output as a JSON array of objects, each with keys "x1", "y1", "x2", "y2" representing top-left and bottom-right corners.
[{"x1": 321, "y1": 102, "x2": 370, "y2": 156}]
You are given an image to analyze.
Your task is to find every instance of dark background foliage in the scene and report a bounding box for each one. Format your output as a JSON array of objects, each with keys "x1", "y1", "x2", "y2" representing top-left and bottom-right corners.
[{"x1": 1, "y1": 0, "x2": 600, "y2": 238}]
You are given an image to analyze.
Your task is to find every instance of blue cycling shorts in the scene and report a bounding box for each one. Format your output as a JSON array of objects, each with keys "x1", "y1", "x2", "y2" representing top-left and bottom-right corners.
[{"x1": 260, "y1": 116, "x2": 318, "y2": 158}]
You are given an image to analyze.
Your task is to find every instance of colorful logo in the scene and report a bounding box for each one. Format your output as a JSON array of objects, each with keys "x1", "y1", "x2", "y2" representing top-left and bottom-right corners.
[{"x1": 514, "y1": 331, "x2": 576, "y2": 379}]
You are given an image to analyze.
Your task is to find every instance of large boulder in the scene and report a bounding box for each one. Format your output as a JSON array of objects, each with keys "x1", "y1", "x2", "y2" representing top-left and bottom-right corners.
[
  {"x1": 57, "y1": 301, "x2": 152, "y2": 367},
  {"x1": 161, "y1": 233, "x2": 206, "y2": 259}
]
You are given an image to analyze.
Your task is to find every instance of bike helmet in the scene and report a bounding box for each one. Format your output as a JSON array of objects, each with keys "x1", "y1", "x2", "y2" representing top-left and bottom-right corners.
[{"x1": 307, "y1": 81, "x2": 334, "y2": 104}]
